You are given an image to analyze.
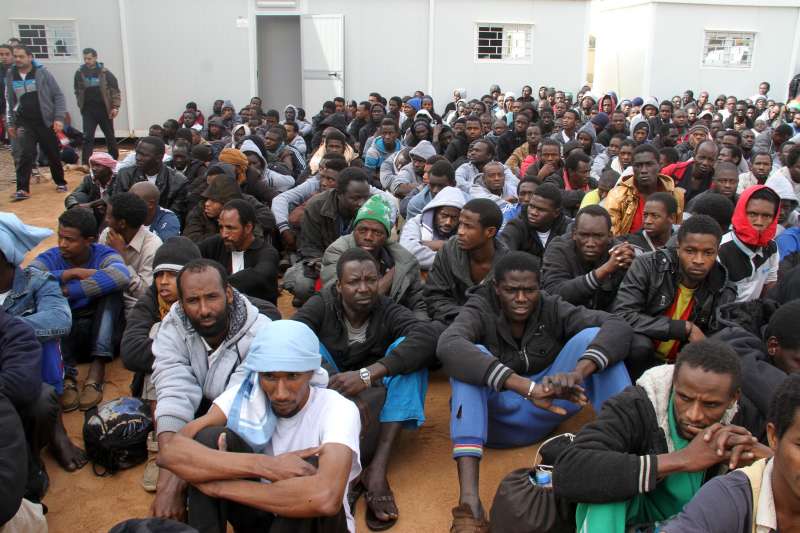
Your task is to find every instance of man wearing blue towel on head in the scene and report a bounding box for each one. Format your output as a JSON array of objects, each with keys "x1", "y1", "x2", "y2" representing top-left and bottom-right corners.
[{"x1": 157, "y1": 320, "x2": 361, "y2": 533}]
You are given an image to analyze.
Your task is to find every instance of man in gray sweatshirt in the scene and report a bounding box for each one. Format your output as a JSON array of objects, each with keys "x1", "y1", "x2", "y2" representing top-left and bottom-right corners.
[
  {"x1": 5, "y1": 45, "x2": 68, "y2": 200},
  {"x1": 150, "y1": 258, "x2": 271, "y2": 520}
]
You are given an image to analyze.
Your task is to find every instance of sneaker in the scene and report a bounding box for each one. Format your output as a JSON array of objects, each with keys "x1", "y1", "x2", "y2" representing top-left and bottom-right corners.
[
  {"x1": 56, "y1": 185, "x2": 68, "y2": 193},
  {"x1": 11, "y1": 190, "x2": 31, "y2": 201}
]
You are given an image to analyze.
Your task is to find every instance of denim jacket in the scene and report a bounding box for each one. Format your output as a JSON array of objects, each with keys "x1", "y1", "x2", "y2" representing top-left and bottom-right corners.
[{"x1": 3, "y1": 267, "x2": 72, "y2": 341}]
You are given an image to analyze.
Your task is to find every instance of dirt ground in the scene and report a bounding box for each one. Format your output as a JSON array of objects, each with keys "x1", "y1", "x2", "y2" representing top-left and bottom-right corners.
[{"x1": 0, "y1": 148, "x2": 592, "y2": 532}]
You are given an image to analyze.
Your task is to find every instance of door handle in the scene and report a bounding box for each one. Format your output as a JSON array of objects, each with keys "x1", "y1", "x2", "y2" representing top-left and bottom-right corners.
[{"x1": 328, "y1": 72, "x2": 338, "y2": 79}]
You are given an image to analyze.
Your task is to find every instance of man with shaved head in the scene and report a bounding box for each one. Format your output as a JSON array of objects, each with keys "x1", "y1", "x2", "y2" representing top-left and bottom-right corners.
[{"x1": 130, "y1": 181, "x2": 180, "y2": 241}]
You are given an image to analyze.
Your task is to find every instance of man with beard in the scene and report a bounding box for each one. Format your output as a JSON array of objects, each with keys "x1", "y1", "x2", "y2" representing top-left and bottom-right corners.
[
  {"x1": 156, "y1": 320, "x2": 360, "y2": 532},
  {"x1": 150, "y1": 259, "x2": 272, "y2": 521},
  {"x1": 554, "y1": 340, "x2": 771, "y2": 533},
  {"x1": 401, "y1": 185, "x2": 466, "y2": 270},
  {"x1": 501, "y1": 183, "x2": 571, "y2": 257},
  {"x1": 198, "y1": 200, "x2": 279, "y2": 304}
]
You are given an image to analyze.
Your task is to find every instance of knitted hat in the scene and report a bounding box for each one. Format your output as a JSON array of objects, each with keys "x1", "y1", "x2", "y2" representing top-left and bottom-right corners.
[
  {"x1": 689, "y1": 124, "x2": 710, "y2": 135},
  {"x1": 354, "y1": 195, "x2": 392, "y2": 235},
  {"x1": 153, "y1": 236, "x2": 201, "y2": 274},
  {"x1": 631, "y1": 97, "x2": 644, "y2": 107},
  {"x1": 591, "y1": 112, "x2": 609, "y2": 128}
]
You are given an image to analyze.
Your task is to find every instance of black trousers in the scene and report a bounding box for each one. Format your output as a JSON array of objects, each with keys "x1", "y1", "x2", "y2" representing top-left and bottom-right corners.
[
  {"x1": 15, "y1": 117, "x2": 66, "y2": 191},
  {"x1": 81, "y1": 104, "x2": 118, "y2": 164},
  {"x1": 188, "y1": 427, "x2": 349, "y2": 533},
  {"x1": 19, "y1": 383, "x2": 60, "y2": 502}
]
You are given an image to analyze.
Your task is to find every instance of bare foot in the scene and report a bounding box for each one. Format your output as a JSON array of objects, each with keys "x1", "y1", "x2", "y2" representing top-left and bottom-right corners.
[{"x1": 50, "y1": 416, "x2": 88, "y2": 472}]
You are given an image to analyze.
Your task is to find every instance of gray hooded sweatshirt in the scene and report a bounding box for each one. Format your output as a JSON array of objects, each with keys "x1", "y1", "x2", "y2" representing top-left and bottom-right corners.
[
  {"x1": 400, "y1": 186, "x2": 467, "y2": 270},
  {"x1": 152, "y1": 290, "x2": 271, "y2": 434}
]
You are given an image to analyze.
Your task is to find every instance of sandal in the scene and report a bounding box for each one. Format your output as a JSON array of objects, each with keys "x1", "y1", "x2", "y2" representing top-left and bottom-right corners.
[
  {"x1": 347, "y1": 480, "x2": 365, "y2": 513},
  {"x1": 365, "y1": 490, "x2": 398, "y2": 531},
  {"x1": 78, "y1": 381, "x2": 104, "y2": 411},
  {"x1": 61, "y1": 377, "x2": 79, "y2": 412},
  {"x1": 450, "y1": 504, "x2": 489, "y2": 533}
]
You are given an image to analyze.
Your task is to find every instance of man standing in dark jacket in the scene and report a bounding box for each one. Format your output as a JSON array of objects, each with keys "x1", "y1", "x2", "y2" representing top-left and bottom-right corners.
[
  {"x1": 554, "y1": 341, "x2": 771, "y2": 533},
  {"x1": 283, "y1": 167, "x2": 371, "y2": 307},
  {"x1": 199, "y1": 200, "x2": 279, "y2": 304},
  {"x1": 542, "y1": 205, "x2": 634, "y2": 311},
  {"x1": 74, "y1": 48, "x2": 121, "y2": 164},
  {"x1": 293, "y1": 248, "x2": 436, "y2": 530},
  {"x1": 111, "y1": 136, "x2": 189, "y2": 221},
  {"x1": 438, "y1": 251, "x2": 633, "y2": 530},
  {"x1": 5, "y1": 45, "x2": 68, "y2": 199},
  {"x1": 424, "y1": 198, "x2": 508, "y2": 326},
  {"x1": 500, "y1": 183, "x2": 570, "y2": 257},
  {"x1": 613, "y1": 215, "x2": 736, "y2": 378}
]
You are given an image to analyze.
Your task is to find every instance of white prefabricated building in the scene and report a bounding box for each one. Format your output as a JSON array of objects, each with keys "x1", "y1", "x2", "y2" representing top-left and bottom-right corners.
[{"x1": 3, "y1": 0, "x2": 592, "y2": 137}]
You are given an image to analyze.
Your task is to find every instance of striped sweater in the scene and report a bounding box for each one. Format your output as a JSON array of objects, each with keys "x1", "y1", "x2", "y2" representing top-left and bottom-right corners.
[{"x1": 30, "y1": 244, "x2": 130, "y2": 310}]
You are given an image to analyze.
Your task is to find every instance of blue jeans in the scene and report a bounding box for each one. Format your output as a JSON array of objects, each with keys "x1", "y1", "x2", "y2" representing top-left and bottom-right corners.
[
  {"x1": 320, "y1": 337, "x2": 428, "y2": 428},
  {"x1": 450, "y1": 328, "x2": 631, "y2": 458},
  {"x1": 61, "y1": 292, "x2": 123, "y2": 378}
]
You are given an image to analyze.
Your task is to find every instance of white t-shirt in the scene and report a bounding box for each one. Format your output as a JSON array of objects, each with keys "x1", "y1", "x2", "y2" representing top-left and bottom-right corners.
[
  {"x1": 536, "y1": 230, "x2": 550, "y2": 247},
  {"x1": 0, "y1": 290, "x2": 9, "y2": 306},
  {"x1": 215, "y1": 386, "x2": 362, "y2": 532},
  {"x1": 146, "y1": 174, "x2": 158, "y2": 184},
  {"x1": 231, "y1": 251, "x2": 245, "y2": 274}
]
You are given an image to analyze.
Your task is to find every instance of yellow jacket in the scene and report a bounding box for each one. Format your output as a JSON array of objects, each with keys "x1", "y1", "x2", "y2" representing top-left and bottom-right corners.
[{"x1": 604, "y1": 173, "x2": 684, "y2": 236}]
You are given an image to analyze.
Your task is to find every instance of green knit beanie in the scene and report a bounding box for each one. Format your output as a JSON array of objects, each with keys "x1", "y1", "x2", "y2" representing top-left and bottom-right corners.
[{"x1": 353, "y1": 195, "x2": 392, "y2": 235}]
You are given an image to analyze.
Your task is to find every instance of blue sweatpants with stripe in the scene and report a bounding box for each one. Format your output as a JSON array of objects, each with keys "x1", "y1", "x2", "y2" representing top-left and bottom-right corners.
[
  {"x1": 320, "y1": 337, "x2": 428, "y2": 429},
  {"x1": 450, "y1": 327, "x2": 631, "y2": 459}
]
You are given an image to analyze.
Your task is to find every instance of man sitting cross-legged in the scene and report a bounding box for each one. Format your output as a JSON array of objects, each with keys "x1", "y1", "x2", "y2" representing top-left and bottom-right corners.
[
  {"x1": 293, "y1": 248, "x2": 437, "y2": 531},
  {"x1": 157, "y1": 320, "x2": 361, "y2": 533},
  {"x1": 438, "y1": 251, "x2": 634, "y2": 531},
  {"x1": 30, "y1": 208, "x2": 129, "y2": 412},
  {"x1": 554, "y1": 340, "x2": 771, "y2": 533},
  {"x1": 661, "y1": 374, "x2": 799, "y2": 533},
  {"x1": 424, "y1": 198, "x2": 508, "y2": 326},
  {"x1": 150, "y1": 259, "x2": 271, "y2": 521},
  {"x1": 612, "y1": 215, "x2": 736, "y2": 379}
]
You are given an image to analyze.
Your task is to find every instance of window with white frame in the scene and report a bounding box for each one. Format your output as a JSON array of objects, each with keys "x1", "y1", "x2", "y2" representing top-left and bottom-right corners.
[
  {"x1": 475, "y1": 23, "x2": 533, "y2": 64},
  {"x1": 11, "y1": 20, "x2": 79, "y2": 61},
  {"x1": 702, "y1": 30, "x2": 754, "y2": 68}
]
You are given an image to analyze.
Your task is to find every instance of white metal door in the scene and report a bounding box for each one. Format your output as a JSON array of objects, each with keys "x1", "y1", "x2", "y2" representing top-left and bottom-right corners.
[{"x1": 301, "y1": 14, "x2": 344, "y2": 115}]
